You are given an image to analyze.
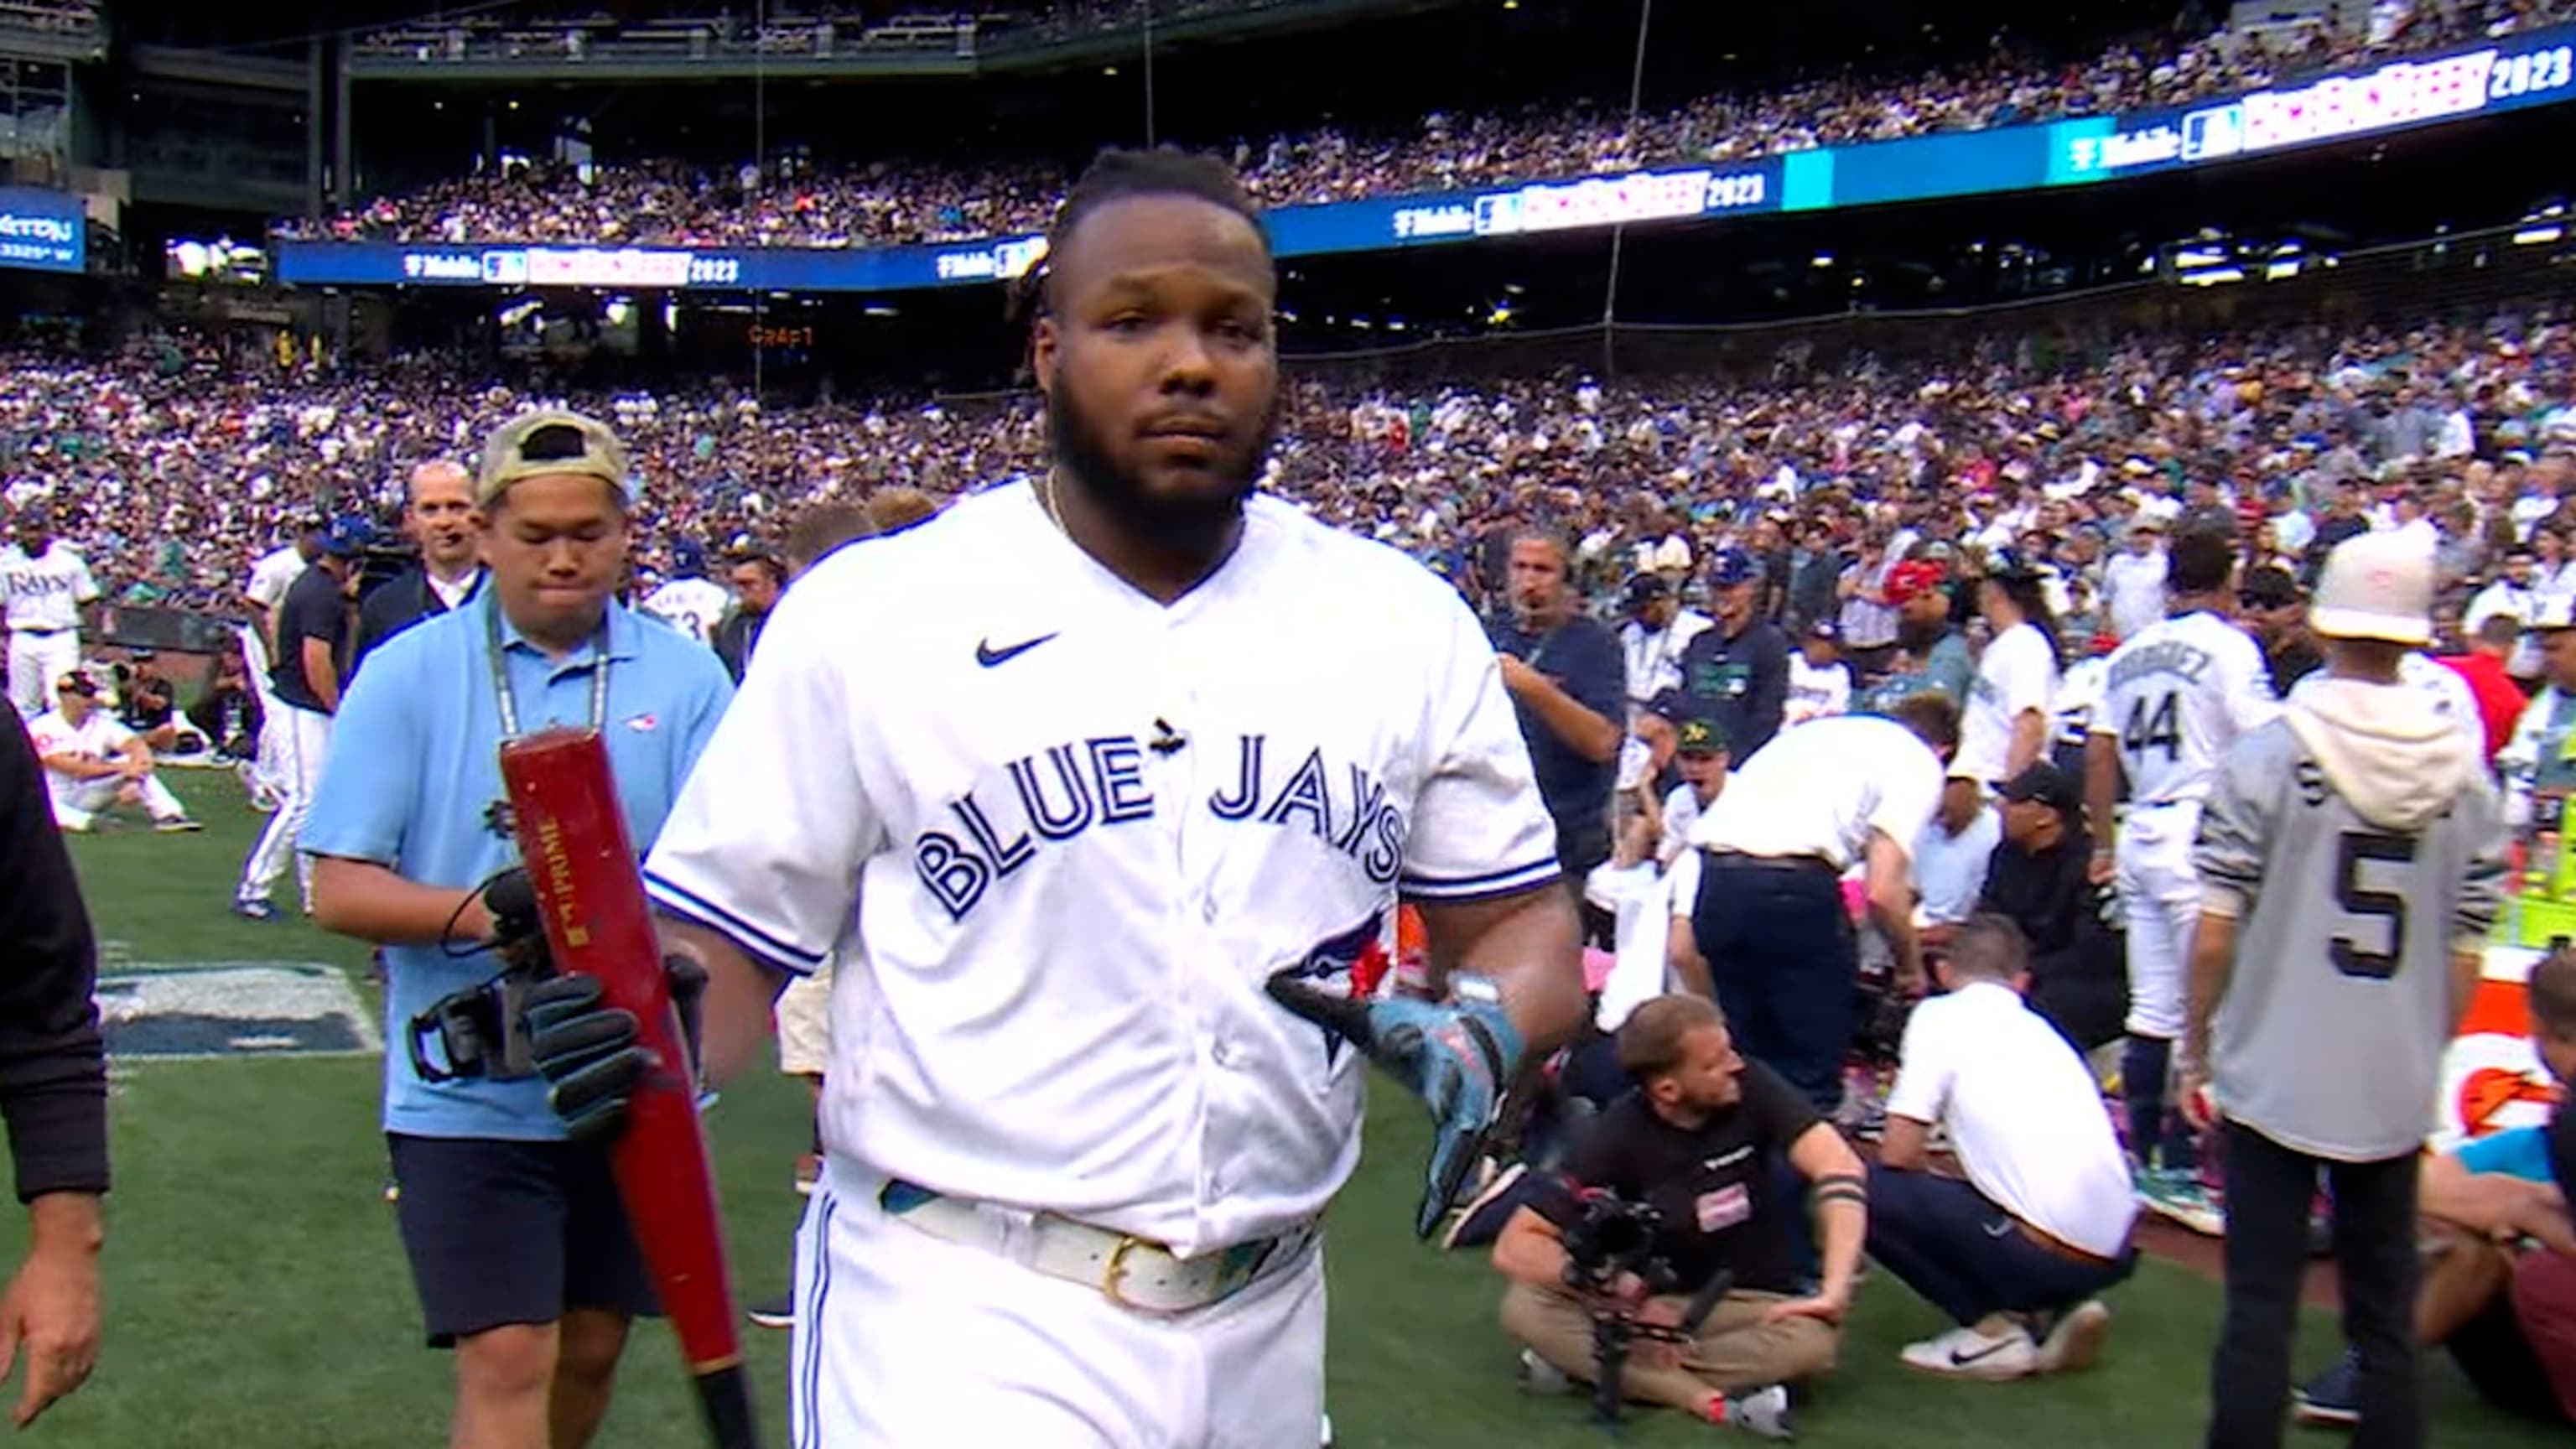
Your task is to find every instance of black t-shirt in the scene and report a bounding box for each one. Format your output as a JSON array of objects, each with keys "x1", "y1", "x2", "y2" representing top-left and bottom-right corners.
[
  {"x1": 271, "y1": 564, "x2": 350, "y2": 714},
  {"x1": 1539, "y1": 1061, "x2": 1821, "y2": 1295},
  {"x1": 117, "y1": 674, "x2": 175, "y2": 730}
]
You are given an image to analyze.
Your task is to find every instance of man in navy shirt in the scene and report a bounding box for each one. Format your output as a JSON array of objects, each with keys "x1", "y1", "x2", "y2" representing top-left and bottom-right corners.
[
  {"x1": 1488, "y1": 528, "x2": 1624, "y2": 901},
  {"x1": 1682, "y1": 548, "x2": 1792, "y2": 761}
]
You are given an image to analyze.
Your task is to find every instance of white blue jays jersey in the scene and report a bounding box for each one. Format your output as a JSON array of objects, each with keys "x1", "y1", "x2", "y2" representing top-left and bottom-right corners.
[
  {"x1": 2090, "y1": 610, "x2": 2278, "y2": 808},
  {"x1": 643, "y1": 485, "x2": 1559, "y2": 1255}
]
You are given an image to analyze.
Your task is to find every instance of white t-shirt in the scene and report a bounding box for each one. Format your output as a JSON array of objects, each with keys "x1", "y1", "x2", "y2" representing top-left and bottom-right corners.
[
  {"x1": 0, "y1": 544, "x2": 99, "y2": 632},
  {"x1": 26, "y1": 707, "x2": 132, "y2": 808},
  {"x1": 1885, "y1": 980, "x2": 2138, "y2": 1259},
  {"x1": 245, "y1": 544, "x2": 308, "y2": 612},
  {"x1": 1956, "y1": 621, "x2": 2059, "y2": 787},
  {"x1": 1783, "y1": 655, "x2": 1852, "y2": 726},
  {"x1": 641, "y1": 577, "x2": 731, "y2": 646},
  {"x1": 2101, "y1": 549, "x2": 2168, "y2": 641},
  {"x1": 1620, "y1": 609, "x2": 1713, "y2": 709},
  {"x1": 641, "y1": 487, "x2": 1558, "y2": 1255},
  {"x1": 2090, "y1": 610, "x2": 2279, "y2": 808},
  {"x1": 1658, "y1": 781, "x2": 1713, "y2": 866},
  {"x1": 1687, "y1": 714, "x2": 1945, "y2": 871}
]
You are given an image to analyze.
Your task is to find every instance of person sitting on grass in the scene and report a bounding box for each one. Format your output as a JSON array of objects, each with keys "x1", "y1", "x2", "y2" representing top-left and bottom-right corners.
[
  {"x1": 1492, "y1": 994, "x2": 1866, "y2": 1438},
  {"x1": 2295, "y1": 946, "x2": 2576, "y2": 1429},
  {"x1": 1866, "y1": 914, "x2": 2137, "y2": 1380},
  {"x1": 26, "y1": 671, "x2": 200, "y2": 834}
]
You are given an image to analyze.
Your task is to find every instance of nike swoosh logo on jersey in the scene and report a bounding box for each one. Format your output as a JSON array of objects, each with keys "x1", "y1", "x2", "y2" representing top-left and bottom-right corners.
[{"x1": 976, "y1": 633, "x2": 1059, "y2": 667}]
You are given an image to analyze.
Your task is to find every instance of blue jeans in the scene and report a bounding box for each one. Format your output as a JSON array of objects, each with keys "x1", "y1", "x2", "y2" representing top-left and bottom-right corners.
[{"x1": 1864, "y1": 1163, "x2": 2135, "y2": 1326}]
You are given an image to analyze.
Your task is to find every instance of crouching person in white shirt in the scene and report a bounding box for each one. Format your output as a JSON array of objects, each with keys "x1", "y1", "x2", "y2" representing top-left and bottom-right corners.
[
  {"x1": 28, "y1": 670, "x2": 200, "y2": 834},
  {"x1": 1866, "y1": 914, "x2": 2137, "y2": 1379}
]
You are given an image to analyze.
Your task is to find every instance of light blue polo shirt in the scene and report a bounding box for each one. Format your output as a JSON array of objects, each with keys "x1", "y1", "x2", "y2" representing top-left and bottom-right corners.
[{"x1": 304, "y1": 595, "x2": 735, "y2": 1140}]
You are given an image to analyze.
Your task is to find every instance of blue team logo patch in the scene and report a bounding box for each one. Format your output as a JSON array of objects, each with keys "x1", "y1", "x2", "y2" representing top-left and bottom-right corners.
[{"x1": 96, "y1": 963, "x2": 382, "y2": 1061}]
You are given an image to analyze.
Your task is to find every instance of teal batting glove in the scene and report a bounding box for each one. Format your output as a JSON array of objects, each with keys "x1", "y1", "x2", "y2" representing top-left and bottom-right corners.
[{"x1": 1266, "y1": 971, "x2": 1523, "y2": 1239}]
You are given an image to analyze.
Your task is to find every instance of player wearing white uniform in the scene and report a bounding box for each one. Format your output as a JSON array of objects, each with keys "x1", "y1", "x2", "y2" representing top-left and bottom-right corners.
[
  {"x1": 25, "y1": 671, "x2": 200, "y2": 833},
  {"x1": 240, "y1": 522, "x2": 319, "y2": 808},
  {"x1": 2083, "y1": 525, "x2": 2277, "y2": 1223},
  {"x1": 639, "y1": 543, "x2": 730, "y2": 647},
  {"x1": 1945, "y1": 548, "x2": 2061, "y2": 833},
  {"x1": 2, "y1": 510, "x2": 100, "y2": 719},
  {"x1": 522, "y1": 154, "x2": 1590, "y2": 1449}
]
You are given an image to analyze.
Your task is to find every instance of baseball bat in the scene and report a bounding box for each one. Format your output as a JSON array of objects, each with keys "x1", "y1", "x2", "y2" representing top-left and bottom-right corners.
[{"x1": 500, "y1": 727, "x2": 761, "y2": 1449}]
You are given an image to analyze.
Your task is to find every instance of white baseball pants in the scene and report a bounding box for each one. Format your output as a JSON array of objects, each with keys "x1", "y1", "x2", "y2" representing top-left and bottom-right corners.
[
  {"x1": 236, "y1": 703, "x2": 330, "y2": 910},
  {"x1": 8, "y1": 631, "x2": 78, "y2": 719},
  {"x1": 50, "y1": 772, "x2": 186, "y2": 832},
  {"x1": 2115, "y1": 799, "x2": 2203, "y2": 1040},
  {"x1": 238, "y1": 623, "x2": 288, "y2": 797},
  {"x1": 790, "y1": 1163, "x2": 1326, "y2": 1449}
]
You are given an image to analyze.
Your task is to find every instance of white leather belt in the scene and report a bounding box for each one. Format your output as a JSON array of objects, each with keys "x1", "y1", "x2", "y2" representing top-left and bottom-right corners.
[{"x1": 876, "y1": 1179, "x2": 1317, "y2": 1316}]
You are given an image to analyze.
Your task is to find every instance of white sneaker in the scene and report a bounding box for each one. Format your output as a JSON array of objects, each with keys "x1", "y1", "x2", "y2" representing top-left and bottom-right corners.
[
  {"x1": 1517, "y1": 1348, "x2": 1574, "y2": 1396},
  {"x1": 1900, "y1": 1321, "x2": 2038, "y2": 1381},
  {"x1": 2033, "y1": 1300, "x2": 2111, "y2": 1374}
]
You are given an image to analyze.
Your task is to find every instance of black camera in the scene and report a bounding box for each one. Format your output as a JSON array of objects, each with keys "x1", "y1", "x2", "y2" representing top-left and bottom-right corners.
[
  {"x1": 1553, "y1": 1184, "x2": 1737, "y2": 1427},
  {"x1": 1561, "y1": 1188, "x2": 1669, "y2": 1295},
  {"x1": 405, "y1": 870, "x2": 555, "y2": 1083}
]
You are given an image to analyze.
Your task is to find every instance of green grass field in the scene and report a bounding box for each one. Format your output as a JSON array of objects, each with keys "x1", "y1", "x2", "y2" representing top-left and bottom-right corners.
[{"x1": 9, "y1": 770, "x2": 2565, "y2": 1448}]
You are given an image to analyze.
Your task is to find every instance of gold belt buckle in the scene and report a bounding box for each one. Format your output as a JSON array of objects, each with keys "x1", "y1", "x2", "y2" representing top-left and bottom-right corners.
[{"x1": 1102, "y1": 1233, "x2": 1157, "y2": 1311}]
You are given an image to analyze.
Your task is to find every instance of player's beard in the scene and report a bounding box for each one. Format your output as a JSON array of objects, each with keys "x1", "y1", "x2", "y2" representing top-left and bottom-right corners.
[{"x1": 1048, "y1": 371, "x2": 1276, "y2": 558}]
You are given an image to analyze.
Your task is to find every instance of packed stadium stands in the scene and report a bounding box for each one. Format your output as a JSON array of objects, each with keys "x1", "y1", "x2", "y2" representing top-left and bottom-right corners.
[{"x1": 279, "y1": 0, "x2": 2576, "y2": 250}]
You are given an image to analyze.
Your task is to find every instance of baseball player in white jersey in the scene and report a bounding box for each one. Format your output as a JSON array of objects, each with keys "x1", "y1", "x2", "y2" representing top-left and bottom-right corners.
[
  {"x1": 520, "y1": 151, "x2": 1588, "y2": 1449},
  {"x1": 2083, "y1": 523, "x2": 2277, "y2": 1223},
  {"x1": 25, "y1": 669, "x2": 200, "y2": 833},
  {"x1": 639, "y1": 541, "x2": 730, "y2": 647},
  {"x1": 239, "y1": 520, "x2": 319, "y2": 808},
  {"x1": 2, "y1": 509, "x2": 100, "y2": 720}
]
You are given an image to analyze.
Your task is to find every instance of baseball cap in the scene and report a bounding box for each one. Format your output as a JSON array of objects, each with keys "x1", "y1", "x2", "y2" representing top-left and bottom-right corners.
[
  {"x1": 1998, "y1": 761, "x2": 2080, "y2": 814},
  {"x1": 1883, "y1": 559, "x2": 1948, "y2": 606},
  {"x1": 55, "y1": 670, "x2": 97, "y2": 698},
  {"x1": 320, "y1": 516, "x2": 374, "y2": 558},
  {"x1": 1675, "y1": 715, "x2": 1729, "y2": 756},
  {"x1": 1622, "y1": 574, "x2": 1673, "y2": 613},
  {"x1": 1808, "y1": 620, "x2": 1842, "y2": 645},
  {"x1": 1644, "y1": 688, "x2": 1693, "y2": 724},
  {"x1": 476, "y1": 409, "x2": 631, "y2": 509},
  {"x1": 2309, "y1": 530, "x2": 2433, "y2": 647},
  {"x1": 1708, "y1": 548, "x2": 1760, "y2": 588},
  {"x1": 1983, "y1": 544, "x2": 2046, "y2": 583}
]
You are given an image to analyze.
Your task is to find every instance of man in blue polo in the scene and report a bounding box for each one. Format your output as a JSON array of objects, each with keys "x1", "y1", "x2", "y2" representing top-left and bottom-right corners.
[{"x1": 302, "y1": 408, "x2": 733, "y2": 1449}]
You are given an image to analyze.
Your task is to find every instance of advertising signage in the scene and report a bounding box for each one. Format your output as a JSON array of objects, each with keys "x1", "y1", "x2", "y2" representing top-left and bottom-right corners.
[
  {"x1": 273, "y1": 20, "x2": 2576, "y2": 296},
  {"x1": 0, "y1": 187, "x2": 84, "y2": 275}
]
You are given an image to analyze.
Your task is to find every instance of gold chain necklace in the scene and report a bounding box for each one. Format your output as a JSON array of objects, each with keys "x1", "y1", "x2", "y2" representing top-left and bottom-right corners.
[{"x1": 1039, "y1": 469, "x2": 1069, "y2": 536}]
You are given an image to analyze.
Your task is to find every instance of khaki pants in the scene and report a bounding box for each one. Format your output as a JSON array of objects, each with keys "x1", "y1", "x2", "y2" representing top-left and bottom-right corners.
[{"x1": 1501, "y1": 1280, "x2": 1836, "y2": 1411}]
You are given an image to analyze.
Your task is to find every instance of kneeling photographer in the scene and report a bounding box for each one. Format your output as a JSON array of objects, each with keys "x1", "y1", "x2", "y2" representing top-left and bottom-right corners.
[{"x1": 1493, "y1": 994, "x2": 1867, "y2": 1436}]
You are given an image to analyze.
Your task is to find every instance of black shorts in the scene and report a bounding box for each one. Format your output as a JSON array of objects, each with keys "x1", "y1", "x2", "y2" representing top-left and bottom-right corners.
[{"x1": 387, "y1": 1133, "x2": 660, "y2": 1348}]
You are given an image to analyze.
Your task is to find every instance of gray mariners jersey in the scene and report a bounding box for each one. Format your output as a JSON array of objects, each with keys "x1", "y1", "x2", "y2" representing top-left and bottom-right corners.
[{"x1": 2194, "y1": 700, "x2": 2506, "y2": 1161}]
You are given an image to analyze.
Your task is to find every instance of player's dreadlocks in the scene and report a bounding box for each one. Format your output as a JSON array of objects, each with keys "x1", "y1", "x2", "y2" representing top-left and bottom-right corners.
[{"x1": 1009, "y1": 147, "x2": 1271, "y2": 326}]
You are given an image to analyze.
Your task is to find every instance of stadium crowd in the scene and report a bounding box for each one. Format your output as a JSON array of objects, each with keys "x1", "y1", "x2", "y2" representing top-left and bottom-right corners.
[
  {"x1": 283, "y1": 0, "x2": 2574, "y2": 249},
  {"x1": 8, "y1": 297, "x2": 2576, "y2": 627}
]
